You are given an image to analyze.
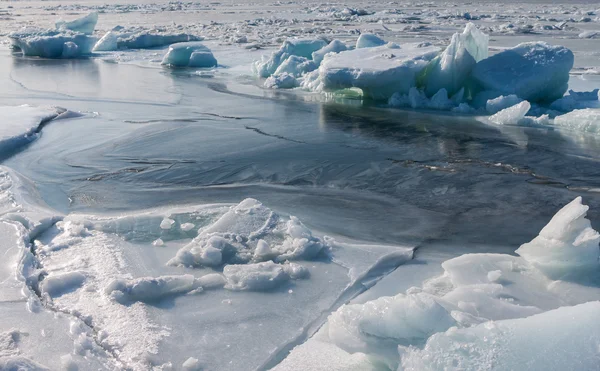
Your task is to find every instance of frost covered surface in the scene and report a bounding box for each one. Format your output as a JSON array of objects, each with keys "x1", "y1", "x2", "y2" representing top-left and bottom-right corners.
[{"x1": 161, "y1": 42, "x2": 217, "y2": 68}]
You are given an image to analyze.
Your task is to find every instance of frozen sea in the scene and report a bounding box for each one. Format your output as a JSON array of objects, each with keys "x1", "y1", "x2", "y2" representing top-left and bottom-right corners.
[{"x1": 0, "y1": 1, "x2": 599, "y2": 370}]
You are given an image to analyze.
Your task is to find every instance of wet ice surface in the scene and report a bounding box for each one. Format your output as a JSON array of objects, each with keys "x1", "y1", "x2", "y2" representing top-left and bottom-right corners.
[{"x1": 0, "y1": 0, "x2": 600, "y2": 370}]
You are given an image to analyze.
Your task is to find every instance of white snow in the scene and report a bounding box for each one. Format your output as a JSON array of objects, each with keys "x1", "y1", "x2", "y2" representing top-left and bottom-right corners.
[
  {"x1": 55, "y1": 12, "x2": 98, "y2": 35},
  {"x1": 470, "y1": 42, "x2": 574, "y2": 103},
  {"x1": 161, "y1": 42, "x2": 218, "y2": 68}
]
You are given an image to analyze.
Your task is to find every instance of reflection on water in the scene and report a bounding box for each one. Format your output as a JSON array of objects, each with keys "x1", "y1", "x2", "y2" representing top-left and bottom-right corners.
[{"x1": 3, "y1": 55, "x2": 600, "y2": 247}]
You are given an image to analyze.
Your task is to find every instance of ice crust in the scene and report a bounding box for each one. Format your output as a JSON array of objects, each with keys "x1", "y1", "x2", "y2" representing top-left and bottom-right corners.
[{"x1": 161, "y1": 42, "x2": 218, "y2": 68}]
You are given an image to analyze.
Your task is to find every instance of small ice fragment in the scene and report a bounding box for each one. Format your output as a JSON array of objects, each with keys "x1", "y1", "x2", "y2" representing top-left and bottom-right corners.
[
  {"x1": 182, "y1": 357, "x2": 201, "y2": 371},
  {"x1": 487, "y1": 270, "x2": 502, "y2": 282},
  {"x1": 489, "y1": 101, "x2": 531, "y2": 125},
  {"x1": 356, "y1": 33, "x2": 386, "y2": 48},
  {"x1": 160, "y1": 218, "x2": 175, "y2": 230},
  {"x1": 180, "y1": 222, "x2": 195, "y2": 232},
  {"x1": 152, "y1": 238, "x2": 164, "y2": 247}
]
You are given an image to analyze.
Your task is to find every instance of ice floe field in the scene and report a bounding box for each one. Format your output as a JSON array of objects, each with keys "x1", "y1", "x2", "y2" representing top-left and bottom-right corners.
[{"x1": 0, "y1": 0, "x2": 600, "y2": 370}]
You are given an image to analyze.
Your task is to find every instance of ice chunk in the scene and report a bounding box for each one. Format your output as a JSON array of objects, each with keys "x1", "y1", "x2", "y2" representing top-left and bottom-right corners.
[
  {"x1": 328, "y1": 292, "x2": 454, "y2": 364},
  {"x1": 182, "y1": 357, "x2": 201, "y2": 371},
  {"x1": 312, "y1": 40, "x2": 348, "y2": 65},
  {"x1": 273, "y1": 55, "x2": 317, "y2": 77},
  {"x1": 488, "y1": 101, "x2": 531, "y2": 125},
  {"x1": 418, "y1": 23, "x2": 488, "y2": 97},
  {"x1": 168, "y1": 198, "x2": 327, "y2": 268},
  {"x1": 161, "y1": 42, "x2": 218, "y2": 68},
  {"x1": 485, "y1": 94, "x2": 523, "y2": 114},
  {"x1": 40, "y1": 271, "x2": 86, "y2": 298},
  {"x1": 252, "y1": 39, "x2": 327, "y2": 78},
  {"x1": 264, "y1": 73, "x2": 299, "y2": 89},
  {"x1": 119, "y1": 32, "x2": 202, "y2": 49},
  {"x1": 401, "y1": 302, "x2": 600, "y2": 371},
  {"x1": 92, "y1": 31, "x2": 118, "y2": 52},
  {"x1": 9, "y1": 30, "x2": 97, "y2": 58},
  {"x1": 302, "y1": 44, "x2": 440, "y2": 100},
  {"x1": 470, "y1": 42, "x2": 574, "y2": 103},
  {"x1": 356, "y1": 33, "x2": 386, "y2": 49},
  {"x1": 55, "y1": 12, "x2": 98, "y2": 35},
  {"x1": 550, "y1": 89, "x2": 600, "y2": 112},
  {"x1": 553, "y1": 109, "x2": 600, "y2": 134},
  {"x1": 180, "y1": 222, "x2": 195, "y2": 232},
  {"x1": 105, "y1": 274, "x2": 202, "y2": 303},
  {"x1": 516, "y1": 196, "x2": 600, "y2": 279},
  {"x1": 93, "y1": 31, "x2": 201, "y2": 51},
  {"x1": 272, "y1": 340, "x2": 376, "y2": 371},
  {"x1": 223, "y1": 261, "x2": 309, "y2": 291},
  {"x1": 160, "y1": 217, "x2": 175, "y2": 229}
]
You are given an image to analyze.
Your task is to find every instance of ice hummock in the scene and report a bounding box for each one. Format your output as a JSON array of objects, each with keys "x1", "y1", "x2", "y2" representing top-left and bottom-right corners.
[
  {"x1": 278, "y1": 196, "x2": 600, "y2": 370},
  {"x1": 553, "y1": 109, "x2": 600, "y2": 134},
  {"x1": 302, "y1": 43, "x2": 440, "y2": 100},
  {"x1": 161, "y1": 42, "x2": 218, "y2": 68},
  {"x1": 355, "y1": 33, "x2": 386, "y2": 49},
  {"x1": 168, "y1": 198, "x2": 328, "y2": 267},
  {"x1": 418, "y1": 23, "x2": 488, "y2": 97},
  {"x1": 312, "y1": 40, "x2": 348, "y2": 66},
  {"x1": 55, "y1": 12, "x2": 98, "y2": 35},
  {"x1": 252, "y1": 39, "x2": 328, "y2": 78},
  {"x1": 9, "y1": 29, "x2": 97, "y2": 58},
  {"x1": 94, "y1": 30, "x2": 202, "y2": 51},
  {"x1": 470, "y1": 42, "x2": 574, "y2": 103},
  {"x1": 401, "y1": 302, "x2": 600, "y2": 371},
  {"x1": 516, "y1": 196, "x2": 600, "y2": 279}
]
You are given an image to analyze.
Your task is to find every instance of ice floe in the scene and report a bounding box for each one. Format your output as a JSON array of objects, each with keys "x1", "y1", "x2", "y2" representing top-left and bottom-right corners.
[{"x1": 161, "y1": 42, "x2": 218, "y2": 68}]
